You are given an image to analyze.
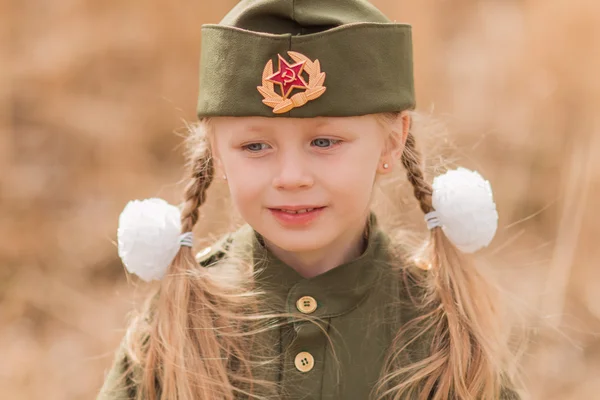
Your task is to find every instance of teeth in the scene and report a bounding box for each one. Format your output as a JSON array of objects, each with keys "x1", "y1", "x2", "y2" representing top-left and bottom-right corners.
[{"x1": 281, "y1": 208, "x2": 315, "y2": 214}]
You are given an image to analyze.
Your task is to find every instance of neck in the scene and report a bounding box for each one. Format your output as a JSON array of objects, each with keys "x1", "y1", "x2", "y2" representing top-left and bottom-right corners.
[{"x1": 264, "y1": 215, "x2": 369, "y2": 279}]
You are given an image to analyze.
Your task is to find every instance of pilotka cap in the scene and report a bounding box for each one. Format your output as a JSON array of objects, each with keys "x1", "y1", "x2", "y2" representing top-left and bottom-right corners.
[{"x1": 196, "y1": 0, "x2": 415, "y2": 118}]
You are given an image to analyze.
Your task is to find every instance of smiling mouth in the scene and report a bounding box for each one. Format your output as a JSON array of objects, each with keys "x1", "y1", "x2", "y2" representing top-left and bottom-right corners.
[
  {"x1": 268, "y1": 206, "x2": 326, "y2": 225},
  {"x1": 270, "y1": 206, "x2": 325, "y2": 214},
  {"x1": 276, "y1": 208, "x2": 316, "y2": 214}
]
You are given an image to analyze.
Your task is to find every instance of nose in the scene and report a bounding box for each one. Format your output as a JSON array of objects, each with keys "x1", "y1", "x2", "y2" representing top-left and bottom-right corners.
[{"x1": 272, "y1": 151, "x2": 314, "y2": 190}]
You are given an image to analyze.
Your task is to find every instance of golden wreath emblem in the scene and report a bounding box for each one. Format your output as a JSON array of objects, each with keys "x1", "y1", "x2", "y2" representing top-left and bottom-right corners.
[{"x1": 257, "y1": 51, "x2": 326, "y2": 114}]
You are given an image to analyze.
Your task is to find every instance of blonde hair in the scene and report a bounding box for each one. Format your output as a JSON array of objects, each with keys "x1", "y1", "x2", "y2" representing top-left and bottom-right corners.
[{"x1": 117, "y1": 112, "x2": 518, "y2": 399}]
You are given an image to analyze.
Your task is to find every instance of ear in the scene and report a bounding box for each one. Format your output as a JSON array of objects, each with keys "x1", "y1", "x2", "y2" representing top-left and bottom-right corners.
[{"x1": 377, "y1": 111, "x2": 411, "y2": 174}]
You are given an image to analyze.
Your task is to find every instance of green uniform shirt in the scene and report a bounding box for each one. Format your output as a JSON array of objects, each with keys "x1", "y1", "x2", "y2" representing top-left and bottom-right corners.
[{"x1": 98, "y1": 214, "x2": 519, "y2": 399}]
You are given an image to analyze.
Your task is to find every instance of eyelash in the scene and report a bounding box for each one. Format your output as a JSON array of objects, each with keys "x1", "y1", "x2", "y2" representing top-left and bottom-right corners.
[
  {"x1": 242, "y1": 143, "x2": 270, "y2": 152},
  {"x1": 312, "y1": 138, "x2": 342, "y2": 148},
  {"x1": 241, "y1": 138, "x2": 342, "y2": 153}
]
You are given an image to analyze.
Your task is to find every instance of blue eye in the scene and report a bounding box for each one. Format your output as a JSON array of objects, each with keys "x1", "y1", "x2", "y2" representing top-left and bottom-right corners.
[
  {"x1": 243, "y1": 143, "x2": 270, "y2": 152},
  {"x1": 312, "y1": 138, "x2": 341, "y2": 148}
]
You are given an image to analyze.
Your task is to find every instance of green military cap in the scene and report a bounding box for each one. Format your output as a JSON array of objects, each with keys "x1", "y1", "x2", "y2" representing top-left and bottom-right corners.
[{"x1": 196, "y1": 0, "x2": 415, "y2": 118}]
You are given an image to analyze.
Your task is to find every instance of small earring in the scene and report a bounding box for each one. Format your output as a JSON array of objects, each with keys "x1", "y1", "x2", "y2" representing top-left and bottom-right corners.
[
  {"x1": 383, "y1": 163, "x2": 389, "y2": 169},
  {"x1": 223, "y1": 175, "x2": 227, "y2": 180}
]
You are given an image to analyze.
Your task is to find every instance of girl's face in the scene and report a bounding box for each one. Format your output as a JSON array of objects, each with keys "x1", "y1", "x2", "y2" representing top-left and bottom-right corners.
[{"x1": 211, "y1": 115, "x2": 399, "y2": 253}]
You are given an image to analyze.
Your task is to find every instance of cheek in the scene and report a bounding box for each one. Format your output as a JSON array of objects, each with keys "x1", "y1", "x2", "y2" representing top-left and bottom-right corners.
[
  {"x1": 228, "y1": 175, "x2": 261, "y2": 203},
  {"x1": 326, "y1": 147, "x2": 380, "y2": 190},
  {"x1": 221, "y1": 154, "x2": 269, "y2": 208}
]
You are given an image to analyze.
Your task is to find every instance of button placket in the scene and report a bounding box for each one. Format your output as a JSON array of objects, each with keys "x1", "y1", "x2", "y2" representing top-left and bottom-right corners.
[{"x1": 281, "y1": 321, "x2": 329, "y2": 399}]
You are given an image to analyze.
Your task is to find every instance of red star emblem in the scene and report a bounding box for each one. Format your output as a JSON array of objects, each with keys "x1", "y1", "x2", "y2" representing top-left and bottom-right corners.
[{"x1": 266, "y1": 54, "x2": 308, "y2": 99}]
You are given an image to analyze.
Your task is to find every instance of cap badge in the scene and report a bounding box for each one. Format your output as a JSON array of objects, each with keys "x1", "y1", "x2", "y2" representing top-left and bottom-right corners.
[{"x1": 257, "y1": 51, "x2": 326, "y2": 114}]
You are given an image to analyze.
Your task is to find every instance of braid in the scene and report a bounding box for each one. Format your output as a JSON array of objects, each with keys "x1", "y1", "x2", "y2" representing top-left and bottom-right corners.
[
  {"x1": 140, "y1": 120, "x2": 262, "y2": 400},
  {"x1": 401, "y1": 132, "x2": 434, "y2": 215},
  {"x1": 376, "y1": 114, "x2": 513, "y2": 399},
  {"x1": 181, "y1": 139, "x2": 214, "y2": 232}
]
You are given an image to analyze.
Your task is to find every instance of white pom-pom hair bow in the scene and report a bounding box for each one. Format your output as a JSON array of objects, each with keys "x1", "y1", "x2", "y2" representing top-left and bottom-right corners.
[
  {"x1": 117, "y1": 198, "x2": 193, "y2": 282},
  {"x1": 424, "y1": 167, "x2": 498, "y2": 253}
]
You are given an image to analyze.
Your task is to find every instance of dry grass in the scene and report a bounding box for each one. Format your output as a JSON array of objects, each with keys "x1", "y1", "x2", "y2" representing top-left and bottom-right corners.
[{"x1": 2, "y1": 0, "x2": 599, "y2": 399}]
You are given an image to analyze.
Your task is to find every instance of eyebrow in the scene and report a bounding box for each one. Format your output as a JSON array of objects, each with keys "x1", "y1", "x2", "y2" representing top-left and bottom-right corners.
[
  {"x1": 237, "y1": 119, "x2": 348, "y2": 135},
  {"x1": 314, "y1": 121, "x2": 331, "y2": 130},
  {"x1": 314, "y1": 120, "x2": 354, "y2": 132},
  {"x1": 243, "y1": 125, "x2": 263, "y2": 132},
  {"x1": 242, "y1": 124, "x2": 274, "y2": 134}
]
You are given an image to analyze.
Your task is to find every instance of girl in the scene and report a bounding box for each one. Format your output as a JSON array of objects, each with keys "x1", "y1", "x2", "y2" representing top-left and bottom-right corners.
[{"x1": 99, "y1": 0, "x2": 521, "y2": 399}]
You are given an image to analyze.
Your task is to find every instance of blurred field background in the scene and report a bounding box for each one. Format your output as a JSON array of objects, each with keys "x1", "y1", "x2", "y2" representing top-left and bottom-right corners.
[{"x1": 2, "y1": 0, "x2": 599, "y2": 399}]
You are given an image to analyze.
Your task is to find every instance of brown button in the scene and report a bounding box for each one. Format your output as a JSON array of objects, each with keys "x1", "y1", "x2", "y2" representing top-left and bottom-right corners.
[
  {"x1": 296, "y1": 296, "x2": 318, "y2": 314},
  {"x1": 294, "y1": 351, "x2": 314, "y2": 372}
]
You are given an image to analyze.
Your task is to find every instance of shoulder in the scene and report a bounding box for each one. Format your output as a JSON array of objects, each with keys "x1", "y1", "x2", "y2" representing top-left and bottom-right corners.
[
  {"x1": 97, "y1": 335, "x2": 142, "y2": 400},
  {"x1": 382, "y1": 240, "x2": 431, "y2": 301},
  {"x1": 194, "y1": 223, "x2": 255, "y2": 268}
]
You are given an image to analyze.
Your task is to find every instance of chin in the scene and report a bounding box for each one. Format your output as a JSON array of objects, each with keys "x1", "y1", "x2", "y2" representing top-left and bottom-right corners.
[{"x1": 265, "y1": 228, "x2": 330, "y2": 253}]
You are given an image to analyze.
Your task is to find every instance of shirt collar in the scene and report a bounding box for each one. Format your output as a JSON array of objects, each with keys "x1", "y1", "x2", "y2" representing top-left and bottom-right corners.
[{"x1": 241, "y1": 212, "x2": 390, "y2": 318}]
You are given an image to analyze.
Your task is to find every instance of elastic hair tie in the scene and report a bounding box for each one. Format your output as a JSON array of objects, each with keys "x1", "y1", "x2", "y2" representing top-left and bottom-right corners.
[
  {"x1": 424, "y1": 211, "x2": 441, "y2": 230},
  {"x1": 179, "y1": 232, "x2": 194, "y2": 247}
]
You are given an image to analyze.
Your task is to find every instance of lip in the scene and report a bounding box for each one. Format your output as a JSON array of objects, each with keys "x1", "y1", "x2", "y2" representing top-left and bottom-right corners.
[
  {"x1": 269, "y1": 205, "x2": 324, "y2": 211},
  {"x1": 268, "y1": 206, "x2": 327, "y2": 226}
]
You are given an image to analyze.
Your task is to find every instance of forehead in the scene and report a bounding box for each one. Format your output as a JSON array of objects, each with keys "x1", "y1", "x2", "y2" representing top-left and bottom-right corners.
[{"x1": 211, "y1": 115, "x2": 381, "y2": 135}]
